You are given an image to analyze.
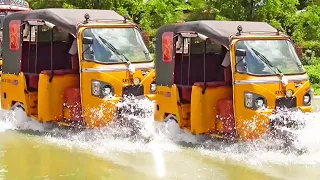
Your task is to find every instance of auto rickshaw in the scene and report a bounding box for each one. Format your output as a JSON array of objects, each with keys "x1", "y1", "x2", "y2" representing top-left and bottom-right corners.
[
  {"x1": 153, "y1": 20, "x2": 313, "y2": 141},
  {"x1": 1, "y1": 8, "x2": 156, "y2": 128}
]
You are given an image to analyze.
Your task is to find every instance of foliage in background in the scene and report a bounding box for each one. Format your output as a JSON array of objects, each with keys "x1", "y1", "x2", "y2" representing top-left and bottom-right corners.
[
  {"x1": 293, "y1": 5, "x2": 320, "y2": 42},
  {"x1": 139, "y1": 0, "x2": 186, "y2": 36},
  {"x1": 26, "y1": 0, "x2": 320, "y2": 41},
  {"x1": 304, "y1": 64, "x2": 320, "y2": 94}
]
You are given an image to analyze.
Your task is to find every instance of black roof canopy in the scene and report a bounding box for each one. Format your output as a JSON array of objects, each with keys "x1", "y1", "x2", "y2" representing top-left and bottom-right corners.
[
  {"x1": 156, "y1": 20, "x2": 281, "y2": 47},
  {"x1": 3, "y1": 8, "x2": 126, "y2": 35}
]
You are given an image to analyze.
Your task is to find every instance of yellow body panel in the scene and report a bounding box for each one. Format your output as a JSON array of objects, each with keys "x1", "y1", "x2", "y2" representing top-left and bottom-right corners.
[
  {"x1": 1, "y1": 73, "x2": 28, "y2": 112},
  {"x1": 190, "y1": 85, "x2": 232, "y2": 134},
  {"x1": 153, "y1": 85, "x2": 181, "y2": 123},
  {"x1": 37, "y1": 73, "x2": 79, "y2": 122}
]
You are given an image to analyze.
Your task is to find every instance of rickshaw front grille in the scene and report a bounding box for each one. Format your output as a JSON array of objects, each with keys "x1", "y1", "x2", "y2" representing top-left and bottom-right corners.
[
  {"x1": 122, "y1": 85, "x2": 144, "y2": 97},
  {"x1": 275, "y1": 97, "x2": 297, "y2": 109}
]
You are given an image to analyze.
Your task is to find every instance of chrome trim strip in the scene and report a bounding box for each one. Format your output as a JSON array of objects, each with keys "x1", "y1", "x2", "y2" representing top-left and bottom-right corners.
[
  {"x1": 82, "y1": 63, "x2": 154, "y2": 73},
  {"x1": 82, "y1": 67, "x2": 125, "y2": 72},
  {"x1": 234, "y1": 77, "x2": 309, "y2": 84}
]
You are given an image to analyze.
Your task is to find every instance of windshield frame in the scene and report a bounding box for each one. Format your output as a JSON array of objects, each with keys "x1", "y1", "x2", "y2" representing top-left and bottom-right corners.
[
  {"x1": 233, "y1": 38, "x2": 306, "y2": 77},
  {"x1": 80, "y1": 26, "x2": 153, "y2": 65}
]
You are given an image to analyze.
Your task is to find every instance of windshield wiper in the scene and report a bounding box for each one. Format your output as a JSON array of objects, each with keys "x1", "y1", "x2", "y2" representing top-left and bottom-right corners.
[
  {"x1": 250, "y1": 48, "x2": 283, "y2": 76},
  {"x1": 97, "y1": 35, "x2": 130, "y2": 63}
]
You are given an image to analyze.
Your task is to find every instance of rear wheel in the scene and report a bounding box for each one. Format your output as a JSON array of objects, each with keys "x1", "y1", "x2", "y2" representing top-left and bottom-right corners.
[
  {"x1": 11, "y1": 102, "x2": 28, "y2": 120},
  {"x1": 163, "y1": 114, "x2": 183, "y2": 136},
  {"x1": 11, "y1": 102, "x2": 25, "y2": 111},
  {"x1": 10, "y1": 102, "x2": 30, "y2": 129}
]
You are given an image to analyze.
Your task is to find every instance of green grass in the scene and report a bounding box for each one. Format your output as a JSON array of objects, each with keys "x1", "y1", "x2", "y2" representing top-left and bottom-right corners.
[
  {"x1": 311, "y1": 84, "x2": 320, "y2": 95},
  {"x1": 305, "y1": 64, "x2": 320, "y2": 95}
]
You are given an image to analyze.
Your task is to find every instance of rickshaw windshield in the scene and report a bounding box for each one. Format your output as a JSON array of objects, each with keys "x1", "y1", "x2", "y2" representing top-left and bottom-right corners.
[
  {"x1": 82, "y1": 27, "x2": 152, "y2": 63},
  {"x1": 235, "y1": 39, "x2": 305, "y2": 75}
]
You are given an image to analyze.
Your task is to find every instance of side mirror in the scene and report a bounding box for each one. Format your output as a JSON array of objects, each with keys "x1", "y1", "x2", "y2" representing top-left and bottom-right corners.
[
  {"x1": 198, "y1": 33, "x2": 208, "y2": 41},
  {"x1": 236, "y1": 49, "x2": 246, "y2": 57},
  {"x1": 83, "y1": 37, "x2": 93, "y2": 45},
  {"x1": 44, "y1": 21, "x2": 55, "y2": 29}
]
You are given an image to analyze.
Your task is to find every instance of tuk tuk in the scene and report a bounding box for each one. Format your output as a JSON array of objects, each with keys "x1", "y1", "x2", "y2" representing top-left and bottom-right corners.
[
  {"x1": 153, "y1": 20, "x2": 313, "y2": 141},
  {"x1": 1, "y1": 8, "x2": 156, "y2": 128}
]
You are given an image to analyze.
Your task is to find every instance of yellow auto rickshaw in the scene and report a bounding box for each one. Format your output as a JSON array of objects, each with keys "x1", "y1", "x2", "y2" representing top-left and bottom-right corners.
[
  {"x1": 153, "y1": 20, "x2": 313, "y2": 141},
  {"x1": 1, "y1": 8, "x2": 156, "y2": 128}
]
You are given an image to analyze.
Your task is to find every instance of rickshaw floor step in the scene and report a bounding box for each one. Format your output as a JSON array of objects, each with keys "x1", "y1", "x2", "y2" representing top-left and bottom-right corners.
[
  {"x1": 183, "y1": 127, "x2": 191, "y2": 131},
  {"x1": 30, "y1": 115, "x2": 38, "y2": 120}
]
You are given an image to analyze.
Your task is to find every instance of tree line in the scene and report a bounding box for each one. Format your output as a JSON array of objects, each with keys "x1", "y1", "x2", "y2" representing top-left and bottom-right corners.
[
  {"x1": 26, "y1": 0, "x2": 320, "y2": 93},
  {"x1": 27, "y1": 0, "x2": 320, "y2": 55}
]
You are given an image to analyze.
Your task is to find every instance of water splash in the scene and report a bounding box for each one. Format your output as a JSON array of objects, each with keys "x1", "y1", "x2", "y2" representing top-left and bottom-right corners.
[{"x1": 0, "y1": 97, "x2": 320, "y2": 167}]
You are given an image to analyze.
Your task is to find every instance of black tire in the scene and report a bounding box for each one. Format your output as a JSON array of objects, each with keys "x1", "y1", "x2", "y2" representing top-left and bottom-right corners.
[{"x1": 11, "y1": 103, "x2": 25, "y2": 112}]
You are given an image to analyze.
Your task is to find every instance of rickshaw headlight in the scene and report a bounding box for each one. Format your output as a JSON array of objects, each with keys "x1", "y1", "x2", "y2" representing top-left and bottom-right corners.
[
  {"x1": 244, "y1": 92, "x2": 267, "y2": 110},
  {"x1": 102, "y1": 86, "x2": 112, "y2": 96},
  {"x1": 92, "y1": 80, "x2": 101, "y2": 96},
  {"x1": 303, "y1": 94, "x2": 311, "y2": 105},
  {"x1": 150, "y1": 82, "x2": 156, "y2": 94},
  {"x1": 91, "y1": 80, "x2": 114, "y2": 98},
  {"x1": 255, "y1": 98, "x2": 265, "y2": 109},
  {"x1": 244, "y1": 92, "x2": 254, "y2": 108},
  {"x1": 133, "y1": 77, "x2": 140, "y2": 86},
  {"x1": 286, "y1": 89, "x2": 293, "y2": 98},
  {"x1": 303, "y1": 88, "x2": 314, "y2": 106}
]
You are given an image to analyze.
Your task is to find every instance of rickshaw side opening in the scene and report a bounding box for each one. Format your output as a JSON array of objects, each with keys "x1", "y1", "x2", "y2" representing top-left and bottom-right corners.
[{"x1": 153, "y1": 20, "x2": 313, "y2": 141}]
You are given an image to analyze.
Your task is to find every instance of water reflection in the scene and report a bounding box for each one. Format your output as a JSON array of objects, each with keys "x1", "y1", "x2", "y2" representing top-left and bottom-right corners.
[{"x1": 0, "y1": 131, "x2": 151, "y2": 179}]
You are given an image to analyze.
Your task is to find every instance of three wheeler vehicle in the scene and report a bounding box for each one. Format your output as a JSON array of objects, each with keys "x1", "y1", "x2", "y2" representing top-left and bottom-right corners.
[
  {"x1": 153, "y1": 20, "x2": 313, "y2": 141},
  {"x1": 1, "y1": 8, "x2": 156, "y2": 128}
]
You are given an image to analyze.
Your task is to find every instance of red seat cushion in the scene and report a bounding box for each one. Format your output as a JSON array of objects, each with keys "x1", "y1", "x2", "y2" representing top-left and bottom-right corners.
[
  {"x1": 64, "y1": 87, "x2": 82, "y2": 121},
  {"x1": 218, "y1": 99, "x2": 235, "y2": 134},
  {"x1": 25, "y1": 73, "x2": 39, "y2": 89},
  {"x1": 194, "y1": 81, "x2": 231, "y2": 88},
  {"x1": 41, "y1": 69, "x2": 78, "y2": 75},
  {"x1": 64, "y1": 88, "x2": 81, "y2": 106},
  {"x1": 177, "y1": 85, "x2": 192, "y2": 102}
]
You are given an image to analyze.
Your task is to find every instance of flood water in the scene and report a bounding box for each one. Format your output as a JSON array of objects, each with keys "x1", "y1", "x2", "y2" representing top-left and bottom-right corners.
[{"x1": 0, "y1": 97, "x2": 319, "y2": 179}]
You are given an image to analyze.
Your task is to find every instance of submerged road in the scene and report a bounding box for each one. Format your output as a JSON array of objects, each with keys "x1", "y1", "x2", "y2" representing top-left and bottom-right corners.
[{"x1": 0, "y1": 98, "x2": 319, "y2": 179}]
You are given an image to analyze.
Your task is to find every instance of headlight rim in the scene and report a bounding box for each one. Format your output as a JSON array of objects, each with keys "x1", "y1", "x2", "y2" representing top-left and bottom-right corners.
[
  {"x1": 244, "y1": 91, "x2": 267, "y2": 110},
  {"x1": 91, "y1": 79, "x2": 115, "y2": 98}
]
